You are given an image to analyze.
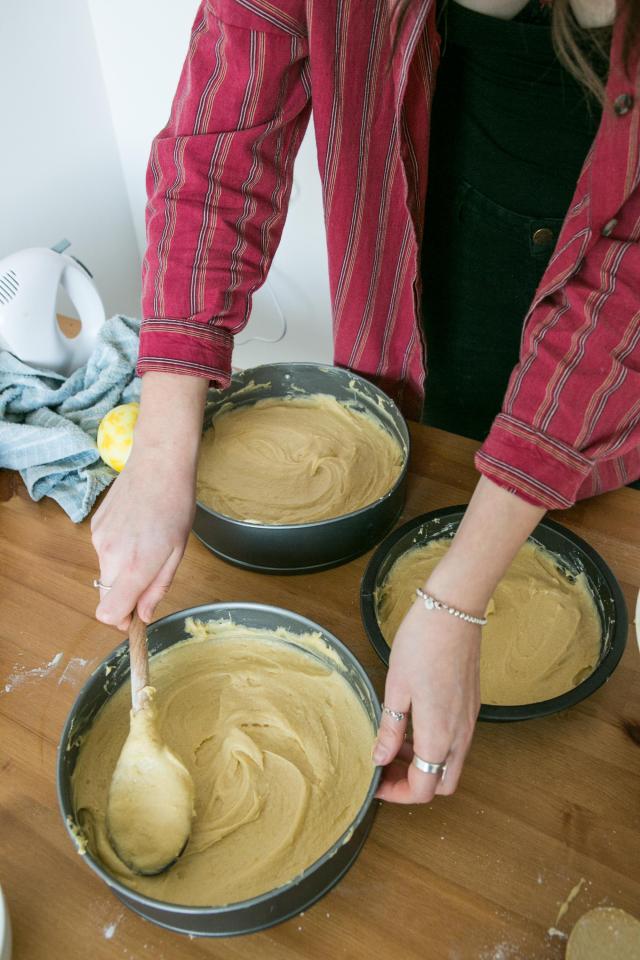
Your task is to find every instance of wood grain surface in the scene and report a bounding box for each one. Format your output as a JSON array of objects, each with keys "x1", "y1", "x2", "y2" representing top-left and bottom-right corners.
[{"x1": 1, "y1": 423, "x2": 639, "y2": 960}]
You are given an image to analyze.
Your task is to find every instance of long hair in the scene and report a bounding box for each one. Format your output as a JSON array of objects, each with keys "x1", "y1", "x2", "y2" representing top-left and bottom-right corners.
[
  {"x1": 392, "y1": 0, "x2": 634, "y2": 105},
  {"x1": 551, "y1": 0, "x2": 620, "y2": 103}
]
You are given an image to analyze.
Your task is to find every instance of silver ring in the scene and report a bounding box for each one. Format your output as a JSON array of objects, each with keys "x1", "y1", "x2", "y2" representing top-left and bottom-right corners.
[
  {"x1": 382, "y1": 704, "x2": 407, "y2": 722},
  {"x1": 412, "y1": 754, "x2": 448, "y2": 781},
  {"x1": 93, "y1": 579, "x2": 112, "y2": 591}
]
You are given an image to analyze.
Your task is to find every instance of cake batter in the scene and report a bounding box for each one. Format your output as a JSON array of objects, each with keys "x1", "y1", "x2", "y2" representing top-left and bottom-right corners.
[
  {"x1": 196, "y1": 394, "x2": 404, "y2": 524},
  {"x1": 377, "y1": 539, "x2": 601, "y2": 705},
  {"x1": 72, "y1": 619, "x2": 375, "y2": 906}
]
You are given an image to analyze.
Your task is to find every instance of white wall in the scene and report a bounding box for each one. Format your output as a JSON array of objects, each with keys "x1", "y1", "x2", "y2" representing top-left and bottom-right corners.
[
  {"x1": 0, "y1": 0, "x2": 141, "y2": 321},
  {"x1": 87, "y1": 0, "x2": 333, "y2": 370}
]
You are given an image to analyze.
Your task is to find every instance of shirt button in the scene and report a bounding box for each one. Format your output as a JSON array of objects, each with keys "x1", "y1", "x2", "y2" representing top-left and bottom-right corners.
[
  {"x1": 532, "y1": 227, "x2": 554, "y2": 245},
  {"x1": 602, "y1": 217, "x2": 618, "y2": 237},
  {"x1": 614, "y1": 93, "x2": 634, "y2": 116}
]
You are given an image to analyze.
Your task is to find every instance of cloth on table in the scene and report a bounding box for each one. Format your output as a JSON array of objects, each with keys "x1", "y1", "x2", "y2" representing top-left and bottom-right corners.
[{"x1": 0, "y1": 315, "x2": 140, "y2": 522}]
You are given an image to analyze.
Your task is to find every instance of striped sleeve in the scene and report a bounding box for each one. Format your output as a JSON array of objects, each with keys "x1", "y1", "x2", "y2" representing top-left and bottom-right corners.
[
  {"x1": 476, "y1": 226, "x2": 640, "y2": 509},
  {"x1": 138, "y1": 0, "x2": 311, "y2": 385}
]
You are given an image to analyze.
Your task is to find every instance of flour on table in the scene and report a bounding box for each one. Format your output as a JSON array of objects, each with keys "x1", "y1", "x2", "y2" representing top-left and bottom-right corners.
[
  {"x1": 58, "y1": 657, "x2": 90, "y2": 686},
  {"x1": 479, "y1": 943, "x2": 526, "y2": 960},
  {"x1": 2, "y1": 651, "x2": 63, "y2": 694},
  {"x1": 101, "y1": 908, "x2": 124, "y2": 940}
]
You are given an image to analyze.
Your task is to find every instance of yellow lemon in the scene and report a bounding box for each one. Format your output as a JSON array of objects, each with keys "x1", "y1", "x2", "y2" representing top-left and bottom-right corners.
[{"x1": 97, "y1": 402, "x2": 140, "y2": 472}]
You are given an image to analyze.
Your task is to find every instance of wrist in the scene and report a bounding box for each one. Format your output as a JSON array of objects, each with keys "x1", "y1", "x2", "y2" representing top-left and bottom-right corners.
[
  {"x1": 423, "y1": 567, "x2": 491, "y2": 620},
  {"x1": 134, "y1": 372, "x2": 208, "y2": 457},
  {"x1": 416, "y1": 587, "x2": 487, "y2": 627},
  {"x1": 424, "y1": 476, "x2": 546, "y2": 611}
]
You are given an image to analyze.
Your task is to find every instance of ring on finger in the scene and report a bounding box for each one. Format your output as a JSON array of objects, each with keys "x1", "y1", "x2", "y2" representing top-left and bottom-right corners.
[
  {"x1": 382, "y1": 703, "x2": 407, "y2": 722},
  {"x1": 93, "y1": 579, "x2": 113, "y2": 591},
  {"x1": 412, "y1": 753, "x2": 448, "y2": 782}
]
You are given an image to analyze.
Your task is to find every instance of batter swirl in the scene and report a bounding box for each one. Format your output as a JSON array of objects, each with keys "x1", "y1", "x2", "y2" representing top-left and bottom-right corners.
[
  {"x1": 377, "y1": 539, "x2": 602, "y2": 705},
  {"x1": 72, "y1": 620, "x2": 375, "y2": 906},
  {"x1": 196, "y1": 394, "x2": 404, "y2": 524}
]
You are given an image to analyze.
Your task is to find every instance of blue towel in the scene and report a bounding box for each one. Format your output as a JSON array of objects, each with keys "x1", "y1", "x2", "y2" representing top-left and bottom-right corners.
[{"x1": 0, "y1": 315, "x2": 141, "y2": 522}]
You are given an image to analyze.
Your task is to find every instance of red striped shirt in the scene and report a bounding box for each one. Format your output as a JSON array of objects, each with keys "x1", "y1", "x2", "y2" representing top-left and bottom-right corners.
[{"x1": 138, "y1": 0, "x2": 640, "y2": 509}]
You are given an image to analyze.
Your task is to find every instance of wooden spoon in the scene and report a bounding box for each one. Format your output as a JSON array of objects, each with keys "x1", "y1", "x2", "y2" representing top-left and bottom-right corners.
[{"x1": 106, "y1": 612, "x2": 195, "y2": 876}]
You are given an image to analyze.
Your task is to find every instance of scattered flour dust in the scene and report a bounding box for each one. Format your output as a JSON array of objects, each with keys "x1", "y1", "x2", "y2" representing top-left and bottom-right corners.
[
  {"x1": 2, "y1": 652, "x2": 63, "y2": 693},
  {"x1": 102, "y1": 909, "x2": 124, "y2": 940},
  {"x1": 58, "y1": 657, "x2": 90, "y2": 685},
  {"x1": 2, "y1": 653, "x2": 93, "y2": 695},
  {"x1": 479, "y1": 944, "x2": 527, "y2": 960}
]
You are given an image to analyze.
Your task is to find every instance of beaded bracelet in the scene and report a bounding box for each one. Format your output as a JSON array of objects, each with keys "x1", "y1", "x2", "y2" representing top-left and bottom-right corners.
[{"x1": 415, "y1": 587, "x2": 487, "y2": 626}]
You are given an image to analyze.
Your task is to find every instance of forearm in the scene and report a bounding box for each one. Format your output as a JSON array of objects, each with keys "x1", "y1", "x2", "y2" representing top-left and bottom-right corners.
[
  {"x1": 425, "y1": 476, "x2": 546, "y2": 614},
  {"x1": 133, "y1": 372, "x2": 209, "y2": 466},
  {"x1": 476, "y1": 225, "x2": 640, "y2": 509},
  {"x1": 139, "y1": 4, "x2": 310, "y2": 384}
]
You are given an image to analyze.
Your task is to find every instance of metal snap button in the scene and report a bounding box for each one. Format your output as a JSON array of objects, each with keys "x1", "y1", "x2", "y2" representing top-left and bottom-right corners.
[
  {"x1": 614, "y1": 93, "x2": 634, "y2": 116},
  {"x1": 532, "y1": 227, "x2": 554, "y2": 246}
]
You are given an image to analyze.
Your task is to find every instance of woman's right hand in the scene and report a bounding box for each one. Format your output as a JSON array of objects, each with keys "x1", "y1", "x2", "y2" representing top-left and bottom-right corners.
[
  {"x1": 91, "y1": 448, "x2": 196, "y2": 630},
  {"x1": 91, "y1": 372, "x2": 209, "y2": 630}
]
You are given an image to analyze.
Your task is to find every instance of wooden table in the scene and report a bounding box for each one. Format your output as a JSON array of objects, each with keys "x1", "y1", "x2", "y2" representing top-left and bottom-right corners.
[{"x1": 1, "y1": 424, "x2": 639, "y2": 960}]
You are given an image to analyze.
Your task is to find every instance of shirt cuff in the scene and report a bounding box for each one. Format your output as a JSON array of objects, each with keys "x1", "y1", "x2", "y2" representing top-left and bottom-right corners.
[
  {"x1": 475, "y1": 413, "x2": 594, "y2": 510},
  {"x1": 136, "y1": 318, "x2": 234, "y2": 387}
]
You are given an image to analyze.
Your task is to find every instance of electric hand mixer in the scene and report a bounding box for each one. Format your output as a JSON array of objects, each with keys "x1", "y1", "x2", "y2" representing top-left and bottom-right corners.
[{"x1": 0, "y1": 239, "x2": 105, "y2": 376}]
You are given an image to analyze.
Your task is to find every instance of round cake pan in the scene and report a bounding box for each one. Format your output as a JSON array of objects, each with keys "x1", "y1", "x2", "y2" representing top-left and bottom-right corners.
[
  {"x1": 360, "y1": 506, "x2": 628, "y2": 722},
  {"x1": 193, "y1": 363, "x2": 410, "y2": 574},
  {"x1": 57, "y1": 603, "x2": 381, "y2": 937}
]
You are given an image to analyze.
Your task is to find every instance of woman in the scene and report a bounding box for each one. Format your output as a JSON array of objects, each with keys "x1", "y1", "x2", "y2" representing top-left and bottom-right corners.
[{"x1": 91, "y1": 0, "x2": 639, "y2": 805}]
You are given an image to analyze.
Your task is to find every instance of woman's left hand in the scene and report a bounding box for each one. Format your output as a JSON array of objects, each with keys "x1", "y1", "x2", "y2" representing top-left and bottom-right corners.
[
  {"x1": 371, "y1": 475, "x2": 546, "y2": 803},
  {"x1": 373, "y1": 598, "x2": 481, "y2": 803}
]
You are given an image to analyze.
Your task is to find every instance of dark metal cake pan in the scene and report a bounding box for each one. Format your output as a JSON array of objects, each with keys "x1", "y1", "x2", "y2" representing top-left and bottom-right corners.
[
  {"x1": 57, "y1": 602, "x2": 381, "y2": 937},
  {"x1": 193, "y1": 363, "x2": 410, "y2": 574},
  {"x1": 360, "y1": 506, "x2": 628, "y2": 722}
]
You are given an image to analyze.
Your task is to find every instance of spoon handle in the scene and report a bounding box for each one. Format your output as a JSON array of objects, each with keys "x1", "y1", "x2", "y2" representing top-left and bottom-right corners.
[{"x1": 129, "y1": 611, "x2": 150, "y2": 713}]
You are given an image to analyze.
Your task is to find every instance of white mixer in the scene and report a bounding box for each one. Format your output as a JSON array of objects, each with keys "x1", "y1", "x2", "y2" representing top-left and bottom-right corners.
[{"x1": 0, "y1": 239, "x2": 105, "y2": 376}]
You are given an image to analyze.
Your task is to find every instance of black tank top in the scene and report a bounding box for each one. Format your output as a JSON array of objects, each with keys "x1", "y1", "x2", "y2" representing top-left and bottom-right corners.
[{"x1": 426, "y1": 0, "x2": 608, "y2": 215}]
